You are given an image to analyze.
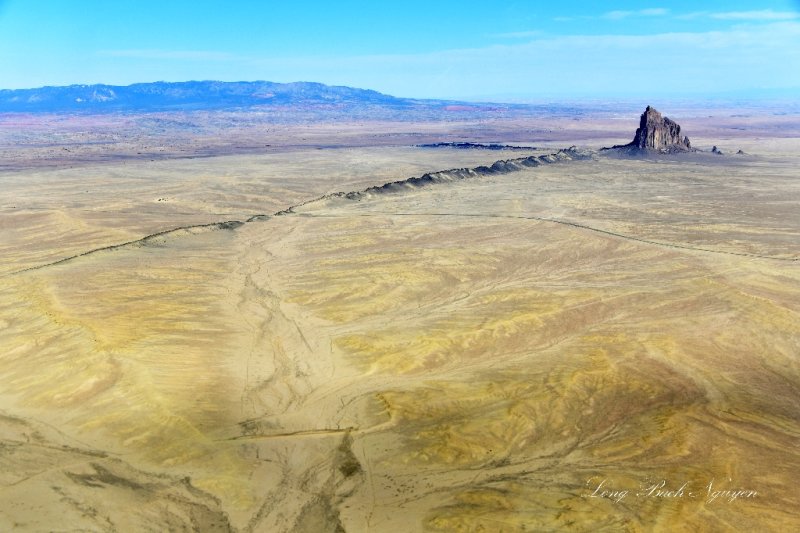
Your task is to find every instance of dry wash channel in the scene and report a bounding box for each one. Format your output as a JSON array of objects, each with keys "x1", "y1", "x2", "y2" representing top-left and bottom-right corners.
[{"x1": 1, "y1": 147, "x2": 799, "y2": 532}]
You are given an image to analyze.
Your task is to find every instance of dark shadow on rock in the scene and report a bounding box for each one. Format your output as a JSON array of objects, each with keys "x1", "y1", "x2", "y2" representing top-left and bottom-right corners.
[{"x1": 602, "y1": 106, "x2": 696, "y2": 155}]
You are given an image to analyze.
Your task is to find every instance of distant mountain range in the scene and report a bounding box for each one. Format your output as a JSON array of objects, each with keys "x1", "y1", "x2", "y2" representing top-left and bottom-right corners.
[
  {"x1": 0, "y1": 80, "x2": 427, "y2": 113},
  {"x1": 2, "y1": 81, "x2": 798, "y2": 116}
]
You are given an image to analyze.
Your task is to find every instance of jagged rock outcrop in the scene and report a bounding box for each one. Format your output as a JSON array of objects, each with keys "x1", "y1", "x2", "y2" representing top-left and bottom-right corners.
[{"x1": 606, "y1": 106, "x2": 694, "y2": 154}]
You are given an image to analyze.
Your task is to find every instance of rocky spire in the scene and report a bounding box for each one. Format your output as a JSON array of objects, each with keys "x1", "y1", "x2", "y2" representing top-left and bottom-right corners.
[{"x1": 628, "y1": 106, "x2": 693, "y2": 152}]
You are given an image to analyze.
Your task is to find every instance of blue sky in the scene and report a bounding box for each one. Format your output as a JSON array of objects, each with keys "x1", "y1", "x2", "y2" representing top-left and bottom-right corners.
[{"x1": 1, "y1": 1, "x2": 799, "y2": 99}]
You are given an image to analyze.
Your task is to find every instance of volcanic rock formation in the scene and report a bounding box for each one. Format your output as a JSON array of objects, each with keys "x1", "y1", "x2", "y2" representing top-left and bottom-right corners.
[{"x1": 608, "y1": 106, "x2": 694, "y2": 153}]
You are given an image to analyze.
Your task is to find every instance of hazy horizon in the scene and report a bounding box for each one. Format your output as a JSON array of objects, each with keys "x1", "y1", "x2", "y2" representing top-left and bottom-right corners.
[
  {"x1": 1, "y1": 0, "x2": 799, "y2": 100},
  {"x1": 2, "y1": 79, "x2": 799, "y2": 105}
]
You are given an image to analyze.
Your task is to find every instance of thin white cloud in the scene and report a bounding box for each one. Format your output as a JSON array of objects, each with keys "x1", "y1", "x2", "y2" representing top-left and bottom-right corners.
[
  {"x1": 98, "y1": 49, "x2": 236, "y2": 61},
  {"x1": 244, "y1": 21, "x2": 800, "y2": 98},
  {"x1": 640, "y1": 8, "x2": 669, "y2": 16},
  {"x1": 602, "y1": 8, "x2": 669, "y2": 20},
  {"x1": 603, "y1": 10, "x2": 633, "y2": 20},
  {"x1": 77, "y1": 21, "x2": 800, "y2": 99},
  {"x1": 493, "y1": 30, "x2": 542, "y2": 39},
  {"x1": 711, "y1": 9, "x2": 798, "y2": 20},
  {"x1": 675, "y1": 11, "x2": 707, "y2": 20},
  {"x1": 679, "y1": 9, "x2": 799, "y2": 21}
]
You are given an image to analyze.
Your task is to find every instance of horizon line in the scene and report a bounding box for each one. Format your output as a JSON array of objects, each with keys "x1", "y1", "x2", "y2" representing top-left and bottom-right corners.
[{"x1": 1, "y1": 79, "x2": 798, "y2": 107}]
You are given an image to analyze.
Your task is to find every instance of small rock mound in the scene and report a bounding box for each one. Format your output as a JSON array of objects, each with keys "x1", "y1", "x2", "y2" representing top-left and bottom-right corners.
[{"x1": 606, "y1": 106, "x2": 695, "y2": 154}]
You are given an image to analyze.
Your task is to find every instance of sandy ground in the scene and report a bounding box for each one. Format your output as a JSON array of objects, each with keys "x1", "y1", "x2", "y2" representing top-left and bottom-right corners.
[
  {"x1": 0, "y1": 146, "x2": 551, "y2": 276},
  {"x1": 1, "y1": 113, "x2": 799, "y2": 531}
]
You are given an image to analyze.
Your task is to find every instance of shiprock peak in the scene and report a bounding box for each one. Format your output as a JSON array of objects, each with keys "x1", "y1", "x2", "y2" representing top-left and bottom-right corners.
[{"x1": 608, "y1": 106, "x2": 695, "y2": 154}]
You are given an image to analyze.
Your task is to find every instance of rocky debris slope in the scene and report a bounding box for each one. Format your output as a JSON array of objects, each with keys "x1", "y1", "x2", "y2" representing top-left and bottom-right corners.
[{"x1": 606, "y1": 106, "x2": 695, "y2": 154}]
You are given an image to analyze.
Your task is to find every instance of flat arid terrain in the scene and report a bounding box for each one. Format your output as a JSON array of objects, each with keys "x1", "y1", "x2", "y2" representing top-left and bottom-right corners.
[{"x1": 1, "y1": 104, "x2": 799, "y2": 531}]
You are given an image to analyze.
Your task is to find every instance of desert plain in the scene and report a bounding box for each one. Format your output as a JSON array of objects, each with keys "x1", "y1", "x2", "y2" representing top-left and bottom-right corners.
[{"x1": 1, "y1": 106, "x2": 799, "y2": 532}]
